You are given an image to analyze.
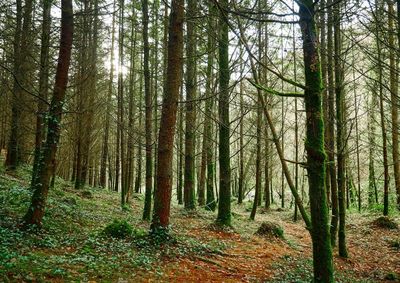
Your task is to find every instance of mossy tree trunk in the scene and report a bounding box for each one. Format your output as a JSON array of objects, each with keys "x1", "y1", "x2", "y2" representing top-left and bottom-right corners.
[
  {"x1": 22, "y1": 0, "x2": 73, "y2": 227},
  {"x1": 299, "y1": 0, "x2": 334, "y2": 280}
]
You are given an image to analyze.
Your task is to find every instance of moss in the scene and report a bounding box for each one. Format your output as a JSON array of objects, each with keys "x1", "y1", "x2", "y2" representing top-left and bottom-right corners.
[{"x1": 103, "y1": 219, "x2": 133, "y2": 239}]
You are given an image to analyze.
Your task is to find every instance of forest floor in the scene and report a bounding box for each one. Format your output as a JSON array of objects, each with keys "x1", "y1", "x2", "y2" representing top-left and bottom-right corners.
[{"x1": 0, "y1": 165, "x2": 399, "y2": 282}]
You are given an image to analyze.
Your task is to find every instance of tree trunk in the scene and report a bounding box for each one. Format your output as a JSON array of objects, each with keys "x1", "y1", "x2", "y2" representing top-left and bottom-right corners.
[
  {"x1": 216, "y1": 0, "x2": 231, "y2": 227},
  {"x1": 22, "y1": 0, "x2": 73, "y2": 227},
  {"x1": 326, "y1": 0, "x2": 338, "y2": 247},
  {"x1": 5, "y1": 0, "x2": 29, "y2": 169},
  {"x1": 134, "y1": 71, "x2": 144, "y2": 194},
  {"x1": 299, "y1": 0, "x2": 334, "y2": 280},
  {"x1": 118, "y1": 0, "x2": 126, "y2": 206},
  {"x1": 99, "y1": 0, "x2": 116, "y2": 189},
  {"x1": 31, "y1": 0, "x2": 51, "y2": 184},
  {"x1": 183, "y1": 0, "x2": 197, "y2": 210},
  {"x1": 333, "y1": 0, "x2": 348, "y2": 258},
  {"x1": 388, "y1": 0, "x2": 400, "y2": 211},
  {"x1": 151, "y1": 0, "x2": 184, "y2": 231},
  {"x1": 375, "y1": 1, "x2": 390, "y2": 216},
  {"x1": 142, "y1": 0, "x2": 153, "y2": 220}
]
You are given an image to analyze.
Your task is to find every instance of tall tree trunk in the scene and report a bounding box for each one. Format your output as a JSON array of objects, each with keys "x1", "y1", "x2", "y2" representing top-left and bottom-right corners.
[
  {"x1": 238, "y1": 68, "x2": 244, "y2": 205},
  {"x1": 183, "y1": 0, "x2": 197, "y2": 210},
  {"x1": 320, "y1": 0, "x2": 331, "y2": 205},
  {"x1": 151, "y1": 0, "x2": 184, "y2": 231},
  {"x1": 142, "y1": 0, "x2": 153, "y2": 220},
  {"x1": 126, "y1": 5, "x2": 137, "y2": 202},
  {"x1": 374, "y1": 1, "x2": 390, "y2": 216},
  {"x1": 216, "y1": 0, "x2": 231, "y2": 227},
  {"x1": 118, "y1": 0, "x2": 126, "y2": 206},
  {"x1": 134, "y1": 70, "x2": 144, "y2": 194},
  {"x1": 299, "y1": 0, "x2": 334, "y2": 280},
  {"x1": 100, "y1": 0, "x2": 116, "y2": 189},
  {"x1": 177, "y1": 83, "x2": 184, "y2": 204},
  {"x1": 205, "y1": 4, "x2": 216, "y2": 211},
  {"x1": 352, "y1": 50, "x2": 362, "y2": 212},
  {"x1": 388, "y1": 0, "x2": 400, "y2": 211},
  {"x1": 334, "y1": 0, "x2": 348, "y2": 258},
  {"x1": 199, "y1": 3, "x2": 215, "y2": 207},
  {"x1": 22, "y1": 0, "x2": 73, "y2": 226},
  {"x1": 5, "y1": 0, "x2": 31, "y2": 169},
  {"x1": 152, "y1": 0, "x2": 160, "y2": 196},
  {"x1": 368, "y1": 77, "x2": 378, "y2": 206},
  {"x1": 250, "y1": 91, "x2": 262, "y2": 220},
  {"x1": 326, "y1": 0, "x2": 338, "y2": 247},
  {"x1": 32, "y1": 0, "x2": 52, "y2": 183}
]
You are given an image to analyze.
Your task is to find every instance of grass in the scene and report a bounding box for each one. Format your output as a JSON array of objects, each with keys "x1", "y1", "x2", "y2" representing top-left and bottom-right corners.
[
  {"x1": 1, "y1": 161, "x2": 399, "y2": 282},
  {"x1": 0, "y1": 165, "x2": 224, "y2": 282}
]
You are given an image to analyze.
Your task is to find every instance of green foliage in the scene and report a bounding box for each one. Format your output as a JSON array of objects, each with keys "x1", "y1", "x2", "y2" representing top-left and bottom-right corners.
[
  {"x1": 385, "y1": 272, "x2": 399, "y2": 281},
  {"x1": 256, "y1": 221, "x2": 284, "y2": 239},
  {"x1": 272, "y1": 256, "x2": 372, "y2": 282},
  {"x1": 103, "y1": 219, "x2": 133, "y2": 239},
  {"x1": 81, "y1": 190, "x2": 93, "y2": 199},
  {"x1": 389, "y1": 239, "x2": 400, "y2": 250}
]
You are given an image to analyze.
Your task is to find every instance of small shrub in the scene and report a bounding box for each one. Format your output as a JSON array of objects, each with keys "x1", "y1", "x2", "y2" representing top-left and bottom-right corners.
[
  {"x1": 389, "y1": 239, "x2": 400, "y2": 250},
  {"x1": 372, "y1": 216, "x2": 398, "y2": 229},
  {"x1": 62, "y1": 196, "x2": 77, "y2": 206},
  {"x1": 256, "y1": 221, "x2": 284, "y2": 238},
  {"x1": 149, "y1": 227, "x2": 175, "y2": 245},
  {"x1": 121, "y1": 204, "x2": 130, "y2": 212},
  {"x1": 384, "y1": 272, "x2": 398, "y2": 281},
  {"x1": 103, "y1": 220, "x2": 133, "y2": 239},
  {"x1": 81, "y1": 190, "x2": 93, "y2": 199}
]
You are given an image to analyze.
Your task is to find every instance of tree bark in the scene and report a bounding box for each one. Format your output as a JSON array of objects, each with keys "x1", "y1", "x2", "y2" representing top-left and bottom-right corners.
[
  {"x1": 31, "y1": 0, "x2": 52, "y2": 184},
  {"x1": 299, "y1": 0, "x2": 334, "y2": 280},
  {"x1": 216, "y1": 0, "x2": 232, "y2": 227},
  {"x1": 23, "y1": 0, "x2": 73, "y2": 227},
  {"x1": 183, "y1": 0, "x2": 197, "y2": 210},
  {"x1": 142, "y1": 0, "x2": 153, "y2": 220},
  {"x1": 151, "y1": 0, "x2": 184, "y2": 231}
]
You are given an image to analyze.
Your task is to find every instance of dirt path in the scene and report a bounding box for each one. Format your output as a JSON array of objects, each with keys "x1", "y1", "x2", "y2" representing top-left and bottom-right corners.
[{"x1": 134, "y1": 210, "x2": 399, "y2": 283}]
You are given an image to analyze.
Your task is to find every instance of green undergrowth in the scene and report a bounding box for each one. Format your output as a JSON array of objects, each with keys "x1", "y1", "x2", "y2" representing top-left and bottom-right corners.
[
  {"x1": 271, "y1": 256, "x2": 374, "y2": 283},
  {"x1": 0, "y1": 166, "x2": 225, "y2": 282}
]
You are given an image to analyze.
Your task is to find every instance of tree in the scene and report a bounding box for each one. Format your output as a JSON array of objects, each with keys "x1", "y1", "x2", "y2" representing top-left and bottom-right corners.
[
  {"x1": 151, "y1": 0, "x2": 184, "y2": 231},
  {"x1": 142, "y1": 0, "x2": 153, "y2": 220},
  {"x1": 299, "y1": 0, "x2": 334, "y2": 280},
  {"x1": 22, "y1": 0, "x2": 74, "y2": 227},
  {"x1": 216, "y1": 0, "x2": 232, "y2": 227},
  {"x1": 183, "y1": 0, "x2": 197, "y2": 210},
  {"x1": 99, "y1": 0, "x2": 116, "y2": 189},
  {"x1": 387, "y1": 0, "x2": 400, "y2": 211},
  {"x1": 333, "y1": 0, "x2": 348, "y2": 258},
  {"x1": 5, "y1": 0, "x2": 33, "y2": 169},
  {"x1": 31, "y1": 0, "x2": 52, "y2": 184}
]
